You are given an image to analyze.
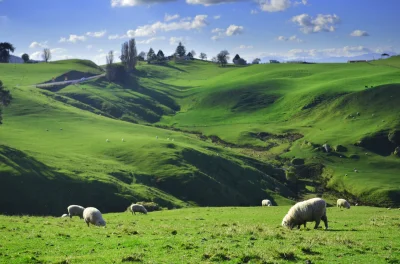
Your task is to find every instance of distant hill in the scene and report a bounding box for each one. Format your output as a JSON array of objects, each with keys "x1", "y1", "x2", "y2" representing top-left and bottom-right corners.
[{"x1": 8, "y1": 54, "x2": 24, "y2": 63}]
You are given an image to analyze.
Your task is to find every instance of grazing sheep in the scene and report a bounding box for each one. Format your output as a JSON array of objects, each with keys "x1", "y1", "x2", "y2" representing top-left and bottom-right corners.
[
  {"x1": 261, "y1": 199, "x2": 272, "y2": 207},
  {"x1": 281, "y1": 198, "x2": 328, "y2": 230},
  {"x1": 122, "y1": 138, "x2": 125, "y2": 142},
  {"x1": 156, "y1": 136, "x2": 158, "y2": 139},
  {"x1": 129, "y1": 204, "x2": 148, "y2": 215},
  {"x1": 61, "y1": 214, "x2": 69, "y2": 218},
  {"x1": 337, "y1": 199, "x2": 351, "y2": 209},
  {"x1": 83, "y1": 207, "x2": 106, "y2": 227},
  {"x1": 106, "y1": 139, "x2": 109, "y2": 142},
  {"x1": 67, "y1": 205, "x2": 85, "y2": 219}
]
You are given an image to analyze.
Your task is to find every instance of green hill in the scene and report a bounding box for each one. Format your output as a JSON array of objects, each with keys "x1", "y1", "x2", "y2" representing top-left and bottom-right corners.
[{"x1": 1, "y1": 57, "x2": 400, "y2": 215}]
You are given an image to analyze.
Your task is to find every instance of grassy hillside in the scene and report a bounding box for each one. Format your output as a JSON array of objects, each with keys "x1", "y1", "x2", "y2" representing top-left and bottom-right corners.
[
  {"x1": 0, "y1": 206, "x2": 399, "y2": 263},
  {"x1": 1, "y1": 57, "x2": 400, "y2": 214},
  {"x1": 0, "y1": 60, "x2": 294, "y2": 215}
]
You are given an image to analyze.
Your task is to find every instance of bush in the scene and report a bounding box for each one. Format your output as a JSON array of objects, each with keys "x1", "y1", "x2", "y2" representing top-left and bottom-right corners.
[
  {"x1": 285, "y1": 167, "x2": 297, "y2": 183},
  {"x1": 335, "y1": 145, "x2": 348, "y2": 152},
  {"x1": 291, "y1": 158, "x2": 305, "y2": 165},
  {"x1": 388, "y1": 130, "x2": 400, "y2": 145},
  {"x1": 106, "y1": 64, "x2": 126, "y2": 82},
  {"x1": 136, "y1": 201, "x2": 161, "y2": 212}
]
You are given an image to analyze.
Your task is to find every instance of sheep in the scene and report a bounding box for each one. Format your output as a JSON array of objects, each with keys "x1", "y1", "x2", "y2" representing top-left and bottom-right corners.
[
  {"x1": 106, "y1": 139, "x2": 109, "y2": 142},
  {"x1": 261, "y1": 199, "x2": 272, "y2": 207},
  {"x1": 83, "y1": 207, "x2": 106, "y2": 227},
  {"x1": 156, "y1": 136, "x2": 158, "y2": 139},
  {"x1": 122, "y1": 138, "x2": 125, "y2": 142},
  {"x1": 337, "y1": 199, "x2": 351, "y2": 209},
  {"x1": 67, "y1": 205, "x2": 85, "y2": 219},
  {"x1": 129, "y1": 204, "x2": 148, "y2": 215},
  {"x1": 281, "y1": 198, "x2": 328, "y2": 230},
  {"x1": 61, "y1": 214, "x2": 69, "y2": 218}
]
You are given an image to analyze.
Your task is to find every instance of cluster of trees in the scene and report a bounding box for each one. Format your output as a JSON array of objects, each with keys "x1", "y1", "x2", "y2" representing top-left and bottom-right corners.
[
  {"x1": 105, "y1": 38, "x2": 138, "y2": 82},
  {"x1": 0, "y1": 42, "x2": 15, "y2": 63},
  {"x1": 210, "y1": 50, "x2": 261, "y2": 67}
]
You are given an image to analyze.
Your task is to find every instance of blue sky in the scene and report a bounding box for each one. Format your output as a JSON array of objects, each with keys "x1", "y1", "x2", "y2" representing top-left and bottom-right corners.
[{"x1": 1, "y1": 0, "x2": 399, "y2": 63}]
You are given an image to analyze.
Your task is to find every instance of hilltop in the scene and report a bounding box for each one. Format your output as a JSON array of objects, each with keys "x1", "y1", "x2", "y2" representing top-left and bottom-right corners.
[{"x1": 1, "y1": 57, "x2": 400, "y2": 215}]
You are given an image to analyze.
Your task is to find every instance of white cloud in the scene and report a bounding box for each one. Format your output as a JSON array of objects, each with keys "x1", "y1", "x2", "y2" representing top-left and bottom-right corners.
[
  {"x1": 50, "y1": 48, "x2": 67, "y2": 54},
  {"x1": 350, "y1": 30, "x2": 369, "y2": 37},
  {"x1": 86, "y1": 30, "x2": 107, "y2": 38},
  {"x1": 277, "y1": 35, "x2": 303, "y2": 42},
  {"x1": 186, "y1": 0, "x2": 240, "y2": 5},
  {"x1": 214, "y1": 15, "x2": 221, "y2": 19},
  {"x1": 226, "y1": 24, "x2": 244, "y2": 36},
  {"x1": 98, "y1": 49, "x2": 104, "y2": 53},
  {"x1": 211, "y1": 28, "x2": 224, "y2": 33},
  {"x1": 59, "y1": 34, "x2": 86, "y2": 43},
  {"x1": 165, "y1": 13, "x2": 180, "y2": 22},
  {"x1": 238, "y1": 45, "x2": 253, "y2": 49},
  {"x1": 291, "y1": 13, "x2": 340, "y2": 34},
  {"x1": 211, "y1": 25, "x2": 244, "y2": 40},
  {"x1": 111, "y1": 0, "x2": 176, "y2": 7},
  {"x1": 169, "y1": 36, "x2": 186, "y2": 45},
  {"x1": 29, "y1": 41, "x2": 48, "y2": 49},
  {"x1": 126, "y1": 15, "x2": 208, "y2": 37},
  {"x1": 137, "y1": 36, "x2": 166, "y2": 44},
  {"x1": 108, "y1": 34, "x2": 127, "y2": 40},
  {"x1": 29, "y1": 51, "x2": 42, "y2": 61},
  {"x1": 251, "y1": 9, "x2": 259, "y2": 14},
  {"x1": 259, "y1": 0, "x2": 291, "y2": 12},
  {"x1": 87, "y1": 45, "x2": 93, "y2": 50}
]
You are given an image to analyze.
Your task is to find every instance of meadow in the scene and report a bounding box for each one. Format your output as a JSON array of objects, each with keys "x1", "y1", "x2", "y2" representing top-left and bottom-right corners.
[{"x1": 0, "y1": 206, "x2": 399, "y2": 263}]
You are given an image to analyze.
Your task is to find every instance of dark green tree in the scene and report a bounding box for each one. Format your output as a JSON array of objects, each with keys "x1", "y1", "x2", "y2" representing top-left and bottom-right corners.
[
  {"x1": 157, "y1": 50, "x2": 165, "y2": 62},
  {"x1": 0, "y1": 42, "x2": 15, "y2": 63},
  {"x1": 22, "y1": 53, "x2": 30, "y2": 63},
  {"x1": 147, "y1": 48, "x2": 156, "y2": 63},
  {"x1": 187, "y1": 52, "x2": 193, "y2": 59},
  {"x1": 217, "y1": 50, "x2": 230, "y2": 67},
  {"x1": 175, "y1": 42, "x2": 186, "y2": 57},
  {"x1": 120, "y1": 38, "x2": 137, "y2": 72},
  {"x1": 233, "y1": 54, "x2": 240, "y2": 62}
]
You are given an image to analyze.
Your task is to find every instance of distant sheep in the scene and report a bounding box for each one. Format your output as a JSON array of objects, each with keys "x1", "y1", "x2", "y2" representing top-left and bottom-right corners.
[
  {"x1": 261, "y1": 199, "x2": 272, "y2": 207},
  {"x1": 61, "y1": 214, "x2": 69, "y2": 218},
  {"x1": 83, "y1": 207, "x2": 106, "y2": 227},
  {"x1": 106, "y1": 139, "x2": 109, "y2": 142},
  {"x1": 129, "y1": 204, "x2": 148, "y2": 215},
  {"x1": 67, "y1": 205, "x2": 85, "y2": 219},
  {"x1": 337, "y1": 199, "x2": 351, "y2": 209},
  {"x1": 282, "y1": 198, "x2": 328, "y2": 230},
  {"x1": 122, "y1": 138, "x2": 124, "y2": 142}
]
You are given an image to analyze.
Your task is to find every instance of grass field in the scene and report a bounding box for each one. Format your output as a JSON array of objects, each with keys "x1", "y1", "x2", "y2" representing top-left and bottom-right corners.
[
  {"x1": 1, "y1": 57, "x2": 400, "y2": 215},
  {"x1": 0, "y1": 206, "x2": 399, "y2": 263}
]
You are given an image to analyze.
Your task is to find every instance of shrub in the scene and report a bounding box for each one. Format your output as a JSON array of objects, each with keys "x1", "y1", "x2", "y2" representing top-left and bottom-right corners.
[
  {"x1": 388, "y1": 130, "x2": 400, "y2": 145},
  {"x1": 335, "y1": 145, "x2": 348, "y2": 152}
]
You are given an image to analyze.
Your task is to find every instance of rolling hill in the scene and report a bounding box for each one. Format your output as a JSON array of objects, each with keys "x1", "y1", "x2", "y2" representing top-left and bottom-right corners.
[{"x1": 1, "y1": 57, "x2": 399, "y2": 215}]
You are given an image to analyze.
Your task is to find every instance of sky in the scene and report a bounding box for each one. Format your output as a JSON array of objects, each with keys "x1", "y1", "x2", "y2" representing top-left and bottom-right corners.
[{"x1": 1, "y1": 0, "x2": 399, "y2": 64}]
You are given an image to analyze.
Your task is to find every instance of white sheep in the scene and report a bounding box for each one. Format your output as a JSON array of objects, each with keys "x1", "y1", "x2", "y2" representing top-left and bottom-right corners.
[
  {"x1": 337, "y1": 198, "x2": 351, "y2": 209},
  {"x1": 261, "y1": 199, "x2": 272, "y2": 207},
  {"x1": 61, "y1": 214, "x2": 69, "y2": 218},
  {"x1": 83, "y1": 207, "x2": 106, "y2": 227},
  {"x1": 129, "y1": 204, "x2": 148, "y2": 215},
  {"x1": 67, "y1": 205, "x2": 85, "y2": 219},
  {"x1": 282, "y1": 198, "x2": 328, "y2": 230},
  {"x1": 122, "y1": 138, "x2": 125, "y2": 142},
  {"x1": 106, "y1": 139, "x2": 109, "y2": 142},
  {"x1": 156, "y1": 136, "x2": 158, "y2": 139}
]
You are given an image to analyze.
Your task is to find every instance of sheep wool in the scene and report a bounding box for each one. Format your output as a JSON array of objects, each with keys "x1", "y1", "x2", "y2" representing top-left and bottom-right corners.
[
  {"x1": 61, "y1": 214, "x2": 69, "y2": 218},
  {"x1": 337, "y1": 199, "x2": 351, "y2": 209},
  {"x1": 282, "y1": 198, "x2": 328, "y2": 230},
  {"x1": 261, "y1": 199, "x2": 272, "y2": 207},
  {"x1": 67, "y1": 205, "x2": 85, "y2": 219},
  {"x1": 130, "y1": 204, "x2": 148, "y2": 215},
  {"x1": 83, "y1": 207, "x2": 106, "y2": 227}
]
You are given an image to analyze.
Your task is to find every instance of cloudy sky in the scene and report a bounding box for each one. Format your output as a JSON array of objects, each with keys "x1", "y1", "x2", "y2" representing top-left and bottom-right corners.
[{"x1": 1, "y1": 0, "x2": 399, "y2": 63}]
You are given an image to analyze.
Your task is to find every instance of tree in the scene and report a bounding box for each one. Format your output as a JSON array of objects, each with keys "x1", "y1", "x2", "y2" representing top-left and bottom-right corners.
[
  {"x1": 175, "y1": 42, "x2": 186, "y2": 57},
  {"x1": 0, "y1": 80, "x2": 12, "y2": 124},
  {"x1": 147, "y1": 48, "x2": 156, "y2": 63},
  {"x1": 157, "y1": 50, "x2": 165, "y2": 62},
  {"x1": 187, "y1": 52, "x2": 193, "y2": 60},
  {"x1": 21, "y1": 53, "x2": 30, "y2": 63},
  {"x1": 137, "y1": 51, "x2": 146, "y2": 61},
  {"x1": 120, "y1": 38, "x2": 137, "y2": 72},
  {"x1": 200, "y1": 52, "x2": 207, "y2": 60},
  {"x1": 190, "y1": 50, "x2": 196, "y2": 58},
  {"x1": 217, "y1": 50, "x2": 230, "y2": 67},
  {"x1": 211, "y1": 56, "x2": 218, "y2": 63},
  {"x1": 106, "y1": 50, "x2": 114, "y2": 65},
  {"x1": 42, "y1": 48, "x2": 51, "y2": 63},
  {"x1": 0, "y1": 42, "x2": 15, "y2": 63},
  {"x1": 233, "y1": 54, "x2": 241, "y2": 62},
  {"x1": 252, "y1": 58, "x2": 261, "y2": 64},
  {"x1": 236, "y1": 58, "x2": 247, "y2": 65}
]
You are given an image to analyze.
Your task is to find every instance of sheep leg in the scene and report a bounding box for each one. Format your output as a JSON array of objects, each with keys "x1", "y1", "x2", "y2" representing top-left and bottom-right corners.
[
  {"x1": 321, "y1": 214, "x2": 328, "y2": 230},
  {"x1": 86, "y1": 221, "x2": 90, "y2": 227},
  {"x1": 69, "y1": 214, "x2": 72, "y2": 219},
  {"x1": 303, "y1": 222, "x2": 307, "y2": 228},
  {"x1": 314, "y1": 219, "x2": 321, "y2": 229},
  {"x1": 297, "y1": 225, "x2": 301, "y2": 229}
]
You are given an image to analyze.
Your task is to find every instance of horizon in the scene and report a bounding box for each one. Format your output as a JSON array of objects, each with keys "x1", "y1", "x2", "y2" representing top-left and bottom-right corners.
[{"x1": 1, "y1": 0, "x2": 399, "y2": 64}]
